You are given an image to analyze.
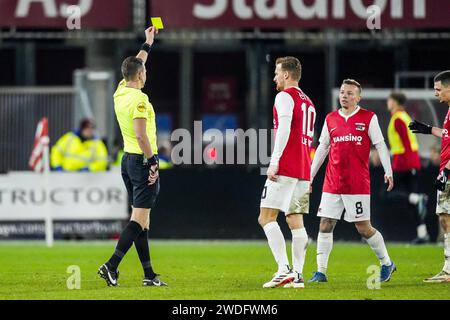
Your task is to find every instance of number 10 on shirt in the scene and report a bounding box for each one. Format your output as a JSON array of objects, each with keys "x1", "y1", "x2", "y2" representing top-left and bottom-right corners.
[{"x1": 301, "y1": 102, "x2": 316, "y2": 146}]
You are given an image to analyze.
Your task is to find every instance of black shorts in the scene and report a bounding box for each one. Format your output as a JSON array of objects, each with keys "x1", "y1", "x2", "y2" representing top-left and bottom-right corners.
[{"x1": 121, "y1": 152, "x2": 160, "y2": 209}]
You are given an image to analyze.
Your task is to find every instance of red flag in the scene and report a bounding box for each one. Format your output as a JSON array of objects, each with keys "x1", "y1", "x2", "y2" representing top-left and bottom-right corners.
[{"x1": 29, "y1": 118, "x2": 50, "y2": 173}]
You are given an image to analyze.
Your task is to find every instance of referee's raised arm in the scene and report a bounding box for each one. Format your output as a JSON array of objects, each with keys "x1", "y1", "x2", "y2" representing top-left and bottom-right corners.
[{"x1": 137, "y1": 27, "x2": 158, "y2": 64}]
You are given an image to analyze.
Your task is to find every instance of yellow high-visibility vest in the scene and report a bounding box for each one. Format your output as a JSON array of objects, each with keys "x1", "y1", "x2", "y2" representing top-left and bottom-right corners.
[
  {"x1": 50, "y1": 131, "x2": 108, "y2": 172},
  {"x1": 388, "y1": 110, "x2": 419, "y2": 155},
  {"x1": 159, "y1": 158, "x2": 173, "y2": 170}
]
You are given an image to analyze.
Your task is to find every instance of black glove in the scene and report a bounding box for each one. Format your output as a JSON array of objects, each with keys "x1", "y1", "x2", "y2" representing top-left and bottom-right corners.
[
  {"x1": 408, "y1": 120, "x2": 432, "y2": 135},
  {"x1": 435, "y1": 168, "x2": 450, "y2": 191}
]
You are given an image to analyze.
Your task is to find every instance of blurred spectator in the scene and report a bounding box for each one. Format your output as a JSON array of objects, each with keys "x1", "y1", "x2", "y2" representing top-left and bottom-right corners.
[
  {"x1": 158, "y1": 140, "x2": 173, "y2": 170},
  {"x1": 50, "y1": 118, "x2": 108, "y2": 172},
  {"x1": 110, "y1": 137, "x2": 125, "y2": 170},
  {"x1": 429, "y1": 144, "x2": 441, "y2": 168}
]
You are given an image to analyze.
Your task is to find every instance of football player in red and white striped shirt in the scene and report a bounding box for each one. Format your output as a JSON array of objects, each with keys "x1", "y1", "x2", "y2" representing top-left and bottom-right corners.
[
  {"x1": 409, "y1": 70, "x2": 450, "y2": 283},
  {"x1": 309, "y1": 79, "x2": 396, "y2": 283},
  {"x1": 258, "y1": 56, "x2": 316, "y2": 289}
]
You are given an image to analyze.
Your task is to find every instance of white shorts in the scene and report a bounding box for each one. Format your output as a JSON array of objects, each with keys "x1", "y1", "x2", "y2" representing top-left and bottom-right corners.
[
  {"x1": 260, "y1": 176, "x2": 310, "y2": 215},
  {"x1": 317, "y1": 193, "x2": 371, "y2": 222},
  {"x1": 436, "y1": 181, "x2": 450, "y2": 215}
]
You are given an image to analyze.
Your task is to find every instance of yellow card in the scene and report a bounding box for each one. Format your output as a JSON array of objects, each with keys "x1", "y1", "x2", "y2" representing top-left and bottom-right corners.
[{"x1": 151, "y1": 17, "x2": 164, "y2": 29}]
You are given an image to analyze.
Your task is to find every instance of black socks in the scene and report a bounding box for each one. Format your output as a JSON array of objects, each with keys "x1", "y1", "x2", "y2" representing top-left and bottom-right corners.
[
  {"x1": 107, "y1": 220, "x2": 143, "y2": 270},
  {"x1": 134, "y1": 229, "x2": 156, "y2": 279}
]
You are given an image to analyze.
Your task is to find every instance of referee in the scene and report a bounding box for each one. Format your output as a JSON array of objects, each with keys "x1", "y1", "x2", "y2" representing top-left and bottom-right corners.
[{"x1": 98, "y1": 27, "x2": 166, "y2": 287}]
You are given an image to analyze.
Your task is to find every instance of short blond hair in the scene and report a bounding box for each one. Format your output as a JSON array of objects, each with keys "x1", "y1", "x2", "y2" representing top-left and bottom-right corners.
[
  {"x1": 342, "y1": 79, "x2": 362, "y2": 94},
  {"x1": 276, "y1": 56, "x2": 302, "y2": 82}
]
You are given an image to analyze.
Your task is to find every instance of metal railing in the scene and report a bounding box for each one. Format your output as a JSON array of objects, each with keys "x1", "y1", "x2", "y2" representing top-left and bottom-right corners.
[
  {"x1": 395, "y1": 71, "x2": 441, "y2": 89},
  {"x1": 0, "y1": 87, "x2": 80, "y2": 172}
]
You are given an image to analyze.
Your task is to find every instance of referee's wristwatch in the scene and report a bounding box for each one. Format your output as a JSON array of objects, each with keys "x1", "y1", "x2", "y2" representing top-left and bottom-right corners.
[{"x1": 143, "y1": 155, "x2": 159, "y2": 167}]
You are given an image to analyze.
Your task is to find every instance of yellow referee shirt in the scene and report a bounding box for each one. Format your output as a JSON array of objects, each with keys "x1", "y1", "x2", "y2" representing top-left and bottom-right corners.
[{"x1": 113, "y1": 79, "x2": 158, "y2": 155}]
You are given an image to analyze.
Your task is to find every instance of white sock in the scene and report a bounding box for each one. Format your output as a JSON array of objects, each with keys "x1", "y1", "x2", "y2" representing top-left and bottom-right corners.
[
  {"x1": 409, "y1": 193, "x2": 420, "y2": 205},
  {"x1": 263, "y1": 222, "x2": 289, "y2": 273},
  {"x1": 317, "y1": 232, "x2": 333, "y2": 274},
  {"x1": 291, "y1": 228, "x2": 308, "y2": 276},
  {"x1": 417, "y1": 224, "x2": 429, "y2": 239},
  {"x1": 444, "y1": 233, "x2": 450, "y2": 273},
  {"x1": 366, "y1": 231, "x2": 391, "y2": 266}
]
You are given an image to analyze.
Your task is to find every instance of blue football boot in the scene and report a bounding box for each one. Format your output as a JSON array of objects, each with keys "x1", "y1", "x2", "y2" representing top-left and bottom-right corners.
[{"x1": 308, "y1": 271, "x2": 328, "y2": 283}]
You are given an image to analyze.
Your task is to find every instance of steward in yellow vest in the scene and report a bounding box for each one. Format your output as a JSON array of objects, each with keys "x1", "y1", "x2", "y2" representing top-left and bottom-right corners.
[
  {"x1": 50, "y1": 118, "x2": 108, "y2": 172},
  {"x1": 386, "y1": 91, "x2": 429, "y2": 244},
  {"x1": 387, "y1": 96, "x2": 420, "y2": 171}
]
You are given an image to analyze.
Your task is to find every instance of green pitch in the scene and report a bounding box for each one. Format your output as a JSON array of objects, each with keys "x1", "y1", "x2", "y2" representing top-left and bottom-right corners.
[{"x1": 0, "y1": 240, "x2": 448, "y2": 300}]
